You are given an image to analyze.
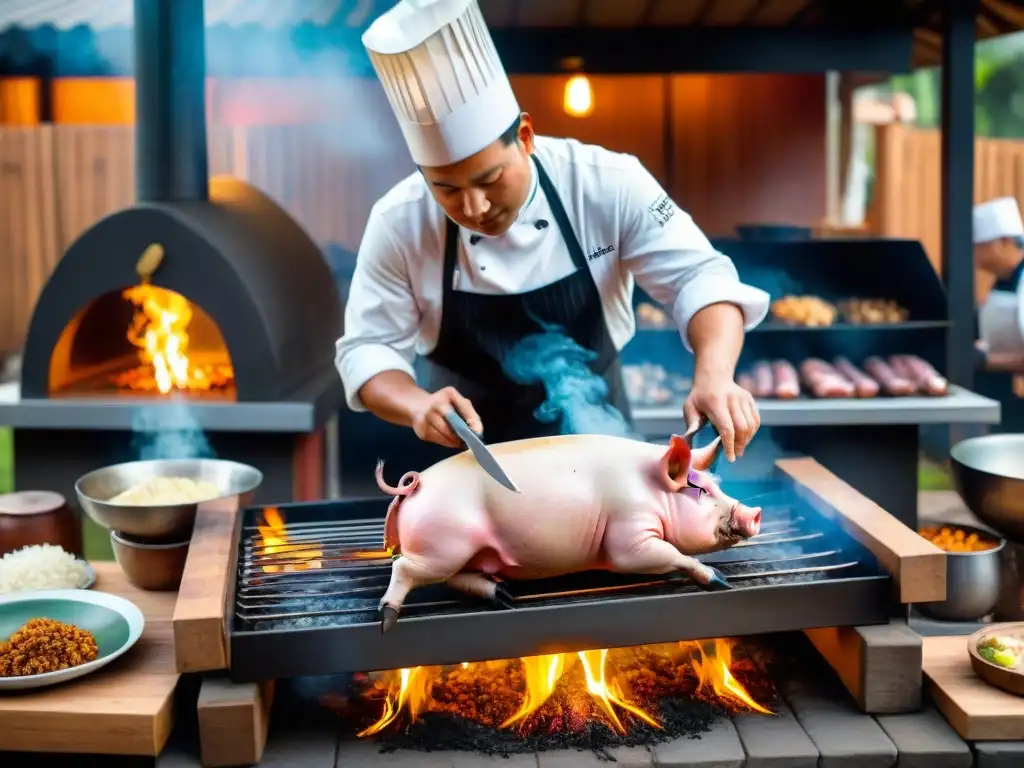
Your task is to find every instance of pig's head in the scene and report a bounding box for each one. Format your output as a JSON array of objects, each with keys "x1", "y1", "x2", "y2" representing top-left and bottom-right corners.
[{"x1": 657, "y1": 435, "x2": 762, "y2": 553}]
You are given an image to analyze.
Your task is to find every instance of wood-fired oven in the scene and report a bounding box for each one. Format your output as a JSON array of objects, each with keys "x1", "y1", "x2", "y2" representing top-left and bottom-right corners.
[{"x1": 0, "y1": 0, "x2": 343, "y2": 522}]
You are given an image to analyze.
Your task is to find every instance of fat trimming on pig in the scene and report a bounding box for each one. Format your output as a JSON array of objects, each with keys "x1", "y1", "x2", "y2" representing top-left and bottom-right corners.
[{"x1": 374, "y1": 433, "x2": 763, "y2": 632}]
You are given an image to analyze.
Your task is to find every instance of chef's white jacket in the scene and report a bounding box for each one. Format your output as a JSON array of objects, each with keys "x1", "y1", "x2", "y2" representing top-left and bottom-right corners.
[{"x1": 335, "y1": 135, "x2": 771, "y2": 412}]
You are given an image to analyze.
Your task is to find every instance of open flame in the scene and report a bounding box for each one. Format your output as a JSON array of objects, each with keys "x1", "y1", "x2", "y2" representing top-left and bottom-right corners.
[
  {"x1": 256, "y1": 508, "x2": 324, "y2": 573},
  {"x1": 112, "y1": 284, "x2": 234, "y2": 394},
  {"x1": 357, "y1": 639, "x2": 772, "y2": 739}
]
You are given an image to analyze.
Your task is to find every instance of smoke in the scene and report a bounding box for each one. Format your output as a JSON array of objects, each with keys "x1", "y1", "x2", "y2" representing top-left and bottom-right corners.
[
  {"x1": 502, "y1": 321, "x2": 640, "y2": 439},
  {"x1": 130, "y1": 398, "x2": 214, "y2": 461}
]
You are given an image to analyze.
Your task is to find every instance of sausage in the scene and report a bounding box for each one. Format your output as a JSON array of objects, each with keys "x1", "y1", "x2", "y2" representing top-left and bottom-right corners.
[
  {"x1": 799, "y1": 358, "x2": 855, "y2": 398},
  {"x1": 863, "y1": 356, "x2": 916, "y2": 396},
  {"x1": 737, "y1": 373, "x2": 757, "y2": 395},
  {"x1": 771, "y1": 360, "x2": 801, "y2": 399},
  {"x1": 751, "y1": 361, "x2": 775, "y2": 398},
  {"x1": 891, "y1": 355, "x2": 949, "y2": 396},
  {"x1": 832, "y1": 357, "x2": 879, "y2": 398}
]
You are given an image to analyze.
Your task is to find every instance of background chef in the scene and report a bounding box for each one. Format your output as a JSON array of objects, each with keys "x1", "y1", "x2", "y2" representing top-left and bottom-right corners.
[
  {"x1": 974, "y1": 196, "x2": 1024, "y2": 371},
  {"x1": 335, "y1": 0, "x2": 770, "y2": 463}
]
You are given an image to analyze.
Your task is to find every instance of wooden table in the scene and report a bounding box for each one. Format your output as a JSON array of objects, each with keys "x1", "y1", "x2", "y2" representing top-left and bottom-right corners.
[{"x1": 0, "y1": 562, "x2": 180, "y2": 756}]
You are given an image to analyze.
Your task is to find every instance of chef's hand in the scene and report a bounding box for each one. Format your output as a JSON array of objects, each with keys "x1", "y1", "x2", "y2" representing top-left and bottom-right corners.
[
  {"x1": 683, "y1": 376, "x2": 760, "y2": 463},
  {"x1": 411, "y1": 386, "x2": 484, "y2": 449}
]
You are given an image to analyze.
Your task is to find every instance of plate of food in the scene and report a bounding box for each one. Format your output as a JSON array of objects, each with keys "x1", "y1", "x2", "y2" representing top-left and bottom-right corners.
[
  {"x1": 0, "y1": 544, "x2": 96, "y2": 595},
  {"x1": 0, "y1": 588, "x2": 144, "y2": 691},
  {"x1": 968, "y1": 624, "x2": 1024, "y2": 696}
]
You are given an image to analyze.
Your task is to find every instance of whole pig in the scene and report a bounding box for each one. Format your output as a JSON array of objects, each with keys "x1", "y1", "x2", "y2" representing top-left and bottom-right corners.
[{"x1": 374, "y1": 433, "x2": 762, "y2": 633}]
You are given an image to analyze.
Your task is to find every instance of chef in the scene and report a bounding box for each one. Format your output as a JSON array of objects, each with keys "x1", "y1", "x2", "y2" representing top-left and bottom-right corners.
[
  {"x1": 335, "y1": 0, "x2": 770, "y2": 463},
  {"x1": 974, "y1": 196, "x2": 1024, "y2": 370}
]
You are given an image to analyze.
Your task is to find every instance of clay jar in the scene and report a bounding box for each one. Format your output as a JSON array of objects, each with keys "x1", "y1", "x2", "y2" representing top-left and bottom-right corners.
[{"x1": 0, "y1": 491, "x2": 83, "y2": 557}]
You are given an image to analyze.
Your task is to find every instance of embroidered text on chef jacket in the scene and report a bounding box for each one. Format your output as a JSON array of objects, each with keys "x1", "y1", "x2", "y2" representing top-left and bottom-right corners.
[{"x1": 335, "y1": 136, "x2": 771, "y2": 412}]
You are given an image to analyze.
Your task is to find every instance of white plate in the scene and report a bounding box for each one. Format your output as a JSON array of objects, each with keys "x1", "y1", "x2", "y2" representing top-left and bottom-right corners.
[{"x1": 0, "y1": 588, "x2": 145, "y2": 691}]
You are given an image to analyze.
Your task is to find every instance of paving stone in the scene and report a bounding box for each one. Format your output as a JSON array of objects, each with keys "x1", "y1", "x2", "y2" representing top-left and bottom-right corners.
[
  {"x1": 651, "y1": 717, "x2": 747, "y2": 768},
  {"x1": 732, "y1": 701, "x2": 818, "y2": 768},
  {"x1": 781, "y1": 676, "x2": 897, "y2": 768},
  {"x1": 261, "y1": 724, "x2": 338, "y2": 767},
  {"x1": 537, "y1": 745, "x2": 651, "y2": 767},
  {"x1": 874, "y1": 708, "x2": 973, "y2": 768},
  {"x1": 336, "y1": 739, "x2": 539, "y2": 767},
  {"x1": 974, "y1": 741, "x2": 1024, "y2": 768}
]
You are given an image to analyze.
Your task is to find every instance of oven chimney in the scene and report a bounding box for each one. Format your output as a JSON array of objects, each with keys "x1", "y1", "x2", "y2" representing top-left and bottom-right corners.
[{"x1": 133, "y1": 0, "x2": 209, "y2": 203}]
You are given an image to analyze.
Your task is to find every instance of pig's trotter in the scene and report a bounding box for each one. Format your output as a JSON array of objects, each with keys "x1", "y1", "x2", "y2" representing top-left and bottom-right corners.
[
  {"x1": 698, "y1": 566, "x2": 733, "y2": 592},
  {"x1": 378, "y1": 603, "x2": 400, "y2": 634},
  {"x1": 492, "y1": 583, "x2": 516, "y2": 610}
]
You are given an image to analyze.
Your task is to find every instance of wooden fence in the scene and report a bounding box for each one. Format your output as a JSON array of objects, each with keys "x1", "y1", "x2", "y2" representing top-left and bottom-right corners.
[
  {"x1": 869, "y1": 123, "x2": 1024, "y2": 303},
  {"x1": 0, "y1": 123, "x2": 412, "y2": 353}
]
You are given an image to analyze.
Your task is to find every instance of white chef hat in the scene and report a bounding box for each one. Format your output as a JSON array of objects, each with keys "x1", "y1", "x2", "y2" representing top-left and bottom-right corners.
[
  {"x1": 974, "y1": 197, "x2": 1024, "y2": 244},
  {"x1": 362, "y1": 0, "x2": 521, "y2": 168}
]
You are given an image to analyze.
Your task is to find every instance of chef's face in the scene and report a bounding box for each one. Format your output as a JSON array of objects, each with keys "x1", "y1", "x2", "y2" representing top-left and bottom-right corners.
[
  {"x1": 420, "y1": 113, "x2": 535, "y2": 237},
  {"x1": 976, "y1": 236, "x2": 1024, "y2": 277}
]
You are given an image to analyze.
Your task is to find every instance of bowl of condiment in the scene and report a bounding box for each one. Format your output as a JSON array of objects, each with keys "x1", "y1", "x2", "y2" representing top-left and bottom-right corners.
[
  {"x1": 0, "y1": 589, "x2": 144, "y2": 691},
  {"x1": 109, "y1": 530, "x2": 189, "y2": 591},
  {"x1": 968, "y1": 624, "x2": 1024, "y2": 697},
  {"x1": 917, "y1": 523, "x2": 1005, "y2": 621},
  {"x1": 75, "y1": 458, "x2": 263, "y2": 539},
  {"x1": 950, "y1": 434, "x2": 1024, "y2": 542}
]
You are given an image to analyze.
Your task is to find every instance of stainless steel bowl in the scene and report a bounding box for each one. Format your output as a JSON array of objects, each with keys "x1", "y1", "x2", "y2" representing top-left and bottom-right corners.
[
  {"x1": 75, "y1": 458, "x2": 263, "y2": 539},
  {"x1": 950, "y1": 434, "x2": 1024, "y2": 542},
  {"x1": 916, "y1": 522, "x2": 1006, "y2": 622}
]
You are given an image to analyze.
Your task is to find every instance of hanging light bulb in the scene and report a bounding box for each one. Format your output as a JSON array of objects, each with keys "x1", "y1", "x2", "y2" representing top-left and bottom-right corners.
[{"x1": 563, "y1": 74, "x2": 594, "y2": 118}]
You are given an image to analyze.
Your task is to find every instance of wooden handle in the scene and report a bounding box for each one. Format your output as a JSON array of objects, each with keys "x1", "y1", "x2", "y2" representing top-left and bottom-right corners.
[
  {"x1": 172, "y1": 496, "x2": 242, "y2": 673},
  {"x1": 776, "y1": 456, "x2": 946, "y2": 604}
]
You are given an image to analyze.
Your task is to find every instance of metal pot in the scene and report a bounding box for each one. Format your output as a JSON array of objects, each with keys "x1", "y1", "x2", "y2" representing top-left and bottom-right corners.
[{"x1": 917, "y1": 522, "x2": 1006, "y2": 622}]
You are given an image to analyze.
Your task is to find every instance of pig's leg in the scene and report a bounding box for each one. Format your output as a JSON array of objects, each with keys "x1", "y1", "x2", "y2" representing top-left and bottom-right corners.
[
  {"x1": 606, "y1": 531, "x2": 732, "y2": 591},
  {"x1": 379, "y1": 555, "x2": 458, "y2": 633},
  {"x1": 446, "y1": 572, "x2": 515, "y2": 609}
]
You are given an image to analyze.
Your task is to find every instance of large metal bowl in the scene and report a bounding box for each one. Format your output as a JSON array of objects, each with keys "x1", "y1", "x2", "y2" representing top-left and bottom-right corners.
[
  {"x1": 75, "y1": 458, "x2": 263, "y2": 539},
  {"x1": 950, "y1": 434, "x2": 1024, "y2": 542}
]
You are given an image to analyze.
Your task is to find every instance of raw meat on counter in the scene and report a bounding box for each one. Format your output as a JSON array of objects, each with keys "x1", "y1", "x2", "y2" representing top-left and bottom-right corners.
[
  {"x1": 374, "y1": 433, "x2": 762, "y2": 631},
  {"x1": 736, "y1": 355, "x2": 948, "y2": 399},
  {"x1": 622, "y1": 363, "x2": 692, "y2": 406}
]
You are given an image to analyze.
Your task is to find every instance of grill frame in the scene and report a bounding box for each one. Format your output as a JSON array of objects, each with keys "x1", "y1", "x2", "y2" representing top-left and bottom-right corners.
[{"x1": 226, "y1": 476, "x2": 894, "y2": 681}]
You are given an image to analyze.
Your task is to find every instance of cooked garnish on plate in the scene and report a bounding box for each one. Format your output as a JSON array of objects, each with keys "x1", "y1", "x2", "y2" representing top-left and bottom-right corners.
[
  {"x1": 977, "y1": 634, "x2": 1023, "y2": 669},
  {"x1": 0, "y1": 617, "x2": 99, "y2": 677}
]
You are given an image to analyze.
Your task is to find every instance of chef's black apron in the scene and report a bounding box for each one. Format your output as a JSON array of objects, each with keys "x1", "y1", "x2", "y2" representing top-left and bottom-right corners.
[{"x1": 415, "y1": 155, "x2": 632, "y2": 447}]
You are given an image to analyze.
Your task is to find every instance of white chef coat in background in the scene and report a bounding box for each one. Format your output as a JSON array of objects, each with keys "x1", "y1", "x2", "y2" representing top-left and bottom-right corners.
[
  {"x1": 979, "y1": 274, "x2": 1024, "y2": 355},
  {"x1": 335, "y1": 135, "x2": 771, "y2": 412}
]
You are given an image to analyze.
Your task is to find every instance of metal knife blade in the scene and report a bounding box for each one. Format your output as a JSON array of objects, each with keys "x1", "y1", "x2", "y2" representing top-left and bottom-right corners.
[{"x1": 444, "y1": 411, "x2": 521, "y2": 493}]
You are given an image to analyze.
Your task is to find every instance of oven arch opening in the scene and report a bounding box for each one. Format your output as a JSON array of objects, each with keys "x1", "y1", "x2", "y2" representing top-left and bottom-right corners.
[{"x1": 48, "y1": 285, "x2": 236, "y2": 400}]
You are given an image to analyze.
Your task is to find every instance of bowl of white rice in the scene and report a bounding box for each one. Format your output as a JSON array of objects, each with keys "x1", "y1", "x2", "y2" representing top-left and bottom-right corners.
[
  {"x1": 75, "y1": 458, "x2": 263, "y2": 539},
  {"x1": 0, "y1": 544, "x2": 95, "y2": 594}
]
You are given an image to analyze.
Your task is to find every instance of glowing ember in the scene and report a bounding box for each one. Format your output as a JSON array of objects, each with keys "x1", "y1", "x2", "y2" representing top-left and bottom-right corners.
[
  {"x1": 356, "y1": 639, "x2": 772, "y2": 739},
  {"x1": 112, "y1": 284, "x2": 233, "y2": 394},
  {"x1": 256, "y1": 508, "x2": 324, "y2": 573}
]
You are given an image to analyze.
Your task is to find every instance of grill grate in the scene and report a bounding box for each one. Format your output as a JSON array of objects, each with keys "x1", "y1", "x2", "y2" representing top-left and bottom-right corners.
[{"x1": 235, "y1": 491, "x2": 864, "y2": 627}]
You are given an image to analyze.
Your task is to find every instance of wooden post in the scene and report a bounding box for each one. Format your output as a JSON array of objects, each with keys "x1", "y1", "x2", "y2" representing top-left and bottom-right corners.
[{"x1": 197, "y1": 677, "x2": 275, "y2": 767}]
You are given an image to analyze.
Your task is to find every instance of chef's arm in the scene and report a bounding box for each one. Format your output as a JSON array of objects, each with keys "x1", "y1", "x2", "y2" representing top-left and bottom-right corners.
[
  {"x1": 616, "y1": 156, "x2": 770, "y2": 353},
  {"x1": 334, "y1": 212, "x2": 428, "y2": 423}
]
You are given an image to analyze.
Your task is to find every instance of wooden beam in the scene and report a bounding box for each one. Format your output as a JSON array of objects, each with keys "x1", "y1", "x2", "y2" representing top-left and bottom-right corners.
[
  {"x1": 806, "y1": 622, "x2": 923, "y2": 713},
  {"x1": 197, "y1": 677, "x2": 275, "y2": 768},
  {"x1": 776, "y1": 457, "x2": 947, "y2": 604}
]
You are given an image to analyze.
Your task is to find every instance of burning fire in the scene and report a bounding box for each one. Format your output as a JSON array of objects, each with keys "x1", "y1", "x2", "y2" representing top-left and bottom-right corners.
[
  {"x1": 113, "y1": 283, "x2": 233, "y2": 394},
  {"x1": 256, "y1": 508, "x2": 324, "y2": 573},
  {"x1": 357, "y1": 639, "x2": 772, "y2": 738}
]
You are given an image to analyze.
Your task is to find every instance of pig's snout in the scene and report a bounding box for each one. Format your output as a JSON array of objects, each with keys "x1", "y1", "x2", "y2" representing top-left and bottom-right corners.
[{"x1": 731, "y1": 505, "x2": 762, "y2": 539}]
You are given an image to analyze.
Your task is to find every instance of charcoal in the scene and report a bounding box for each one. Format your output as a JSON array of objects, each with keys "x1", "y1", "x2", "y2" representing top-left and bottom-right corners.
[{"x1": 367, "y1": 696, "x2": 724, "y2": 758}]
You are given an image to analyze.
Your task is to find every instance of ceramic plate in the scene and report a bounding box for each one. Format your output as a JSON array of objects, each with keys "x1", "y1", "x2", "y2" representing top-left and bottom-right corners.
[
  {"x1": 0, "y1": 589, "x2": 145, "y2": 691},
  {"x1": 968, "y1": 623, "x2": 1024, "y2": 697},
  {"x1": 79, "y1": 562, "x2": 96, "y2": 589}
]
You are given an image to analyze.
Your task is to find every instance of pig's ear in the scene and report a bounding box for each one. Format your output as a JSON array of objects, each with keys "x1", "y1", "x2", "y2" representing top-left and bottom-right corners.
[
  {"x1": 658, "y1": 435, "x2": 692, "y2": 492},
  {"x1": 691, "y1": 436, "x2": 723, "y2": 472}
]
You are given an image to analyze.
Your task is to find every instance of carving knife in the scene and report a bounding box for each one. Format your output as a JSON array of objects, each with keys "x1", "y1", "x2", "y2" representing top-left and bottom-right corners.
[{"x1": 445, "y1": 411, "x2": 521, "y2": 494}]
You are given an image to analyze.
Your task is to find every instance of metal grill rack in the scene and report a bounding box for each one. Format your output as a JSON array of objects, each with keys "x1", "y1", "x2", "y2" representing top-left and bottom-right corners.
[{"x1": 228, "y1": 485, "x2": 892, "y2": 681}]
